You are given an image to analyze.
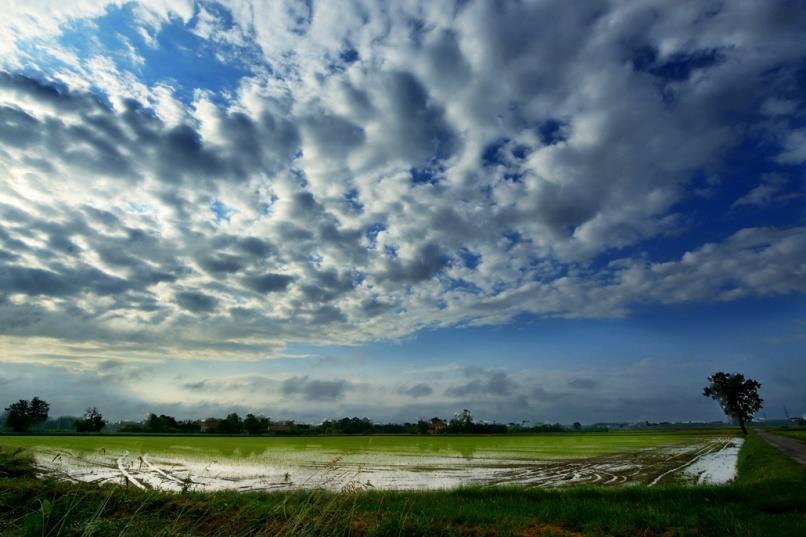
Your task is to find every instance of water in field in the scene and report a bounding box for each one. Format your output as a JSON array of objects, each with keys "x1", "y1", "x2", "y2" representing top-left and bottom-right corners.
[{"x1": 2, "y1": 434, "x2": 742, "y2": 492}]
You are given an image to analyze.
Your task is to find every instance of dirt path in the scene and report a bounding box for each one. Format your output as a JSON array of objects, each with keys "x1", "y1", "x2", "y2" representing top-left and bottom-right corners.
[{"x1": 757, "y1": 430, "x2": 806, "y2": 465}]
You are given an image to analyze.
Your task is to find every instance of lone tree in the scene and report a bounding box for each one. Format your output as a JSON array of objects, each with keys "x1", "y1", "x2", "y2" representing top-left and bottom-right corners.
[
  {"x1": 4, "y1": 397, "x2": 50, "y2": 432},
  {"x1": 703, "y1": 372, "x2": 762, "y2": 435},
  {"x1": 75, "y1": 407, "x2": 106, "y2": 432}
]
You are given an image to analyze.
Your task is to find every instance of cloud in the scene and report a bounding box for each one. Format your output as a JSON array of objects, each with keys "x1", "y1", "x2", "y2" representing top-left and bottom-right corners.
[
  {"x1": 175, "y1": 291, "x2": 219, "y2": 313},
  {"x1": 445, "y1": 369, "x2": 516, "y2": 398},
  {"x1": 567, "y1": 378, "x2": 599, "y2": 390},
  {"x1": 398, "y1": 383, "x2": 433, "y2": 398},
  {"x1": 0, "y1": 0, "x2": 802, "y2": 371},
  {"x1": 241, "y1": 273, "x2": 295, "y2": 294},
  {"x1": 281, "y1": 376, "x2": 350, "y2": 401},
  {"x1": 732, "y1": 173, "x2": 800, "y2": 208},
  {"x1": 776, "y1": 129, "x2": 806, "y2": 165}
]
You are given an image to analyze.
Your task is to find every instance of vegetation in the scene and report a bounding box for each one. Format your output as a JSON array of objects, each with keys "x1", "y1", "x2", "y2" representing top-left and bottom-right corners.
[
  {"x1": 119, "y1": 413, "x2": 202, "y2": 434},
  {"x1": 243, "y1": 413, "x2": 270, "y2": 435},
  {"x1": 776, "y1": 430, "x2": 806, "y2": 442},
  {"x1": 0, "y1": 395, "x2": 727, "y2": 437},
  {"x1": 703, "y1": 372, "x2": 763, "y2": 434},
  {"x1": 0, "y1": 430, "x2": 727, "y2": 461},
  {"x1": 74, "y1": 408, "x2": 106, "y2": 433},
  {"x1": 2, "y1": 397, "x2": 50, "y2": 433},
  {"x1": 112, "y1": 412, "x2": 575, "y2": 435},
  {"x1": 0, "y1": 431, "x2": 803, "y2": 536}
]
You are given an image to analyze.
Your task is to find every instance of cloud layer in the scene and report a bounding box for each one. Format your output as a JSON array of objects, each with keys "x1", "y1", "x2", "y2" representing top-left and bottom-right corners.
[{"x1": 0, "y1": 0, "x2": 804, "y2": 379}]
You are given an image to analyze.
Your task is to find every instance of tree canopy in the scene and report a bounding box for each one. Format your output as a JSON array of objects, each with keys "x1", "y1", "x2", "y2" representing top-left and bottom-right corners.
[
  {"x1": 3, "y1": 397, "x2": 50, "y2": 432},
  {"x1": 703, "y1": 372, "x2": 763, "y2": 435},
  {"x1": 74, "y1": 407, "x2": 106, "y2": 433}
]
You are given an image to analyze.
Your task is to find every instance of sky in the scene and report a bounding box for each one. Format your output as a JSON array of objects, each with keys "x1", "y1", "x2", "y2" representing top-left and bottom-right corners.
[{"x1": 0, "y1": 0, "x2": 805, "y2": 424}]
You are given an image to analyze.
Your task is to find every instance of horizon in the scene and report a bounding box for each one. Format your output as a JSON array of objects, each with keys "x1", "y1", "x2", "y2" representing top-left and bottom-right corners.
[{"x1": 1, "y1": 1, "x2": 805, "y2": 425}]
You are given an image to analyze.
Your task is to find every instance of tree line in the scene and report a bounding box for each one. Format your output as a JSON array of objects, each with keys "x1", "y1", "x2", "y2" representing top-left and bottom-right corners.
[
  {"x1": 1, "y1": 402, "x2": 583, "y2": 435},
  {"x1": 116, "y1": 410, "x2": 576, "y2": 435},
  {"x1": 2, "y1": 372, "x2": 770, "y2": 435},
  {"x1": 1, "y1": 399, "x2": 106, "y2": 433}
]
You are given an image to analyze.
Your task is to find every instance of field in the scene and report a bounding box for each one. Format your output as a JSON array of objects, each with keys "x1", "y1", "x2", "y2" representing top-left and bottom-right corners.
[
  {"x1": 776, "y1": 430, "x2": 806, "y2": 442},
  {"x1": 0, "y1": 431, "x2": 741, "y2": 492},
  {"x1": 1, "y1": 432, "x2": 804, "y2": 536}
]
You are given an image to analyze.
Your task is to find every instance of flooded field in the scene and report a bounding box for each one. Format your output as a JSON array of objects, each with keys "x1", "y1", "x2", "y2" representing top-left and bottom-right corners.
[{"x1": 1, "y1": 433, "x2": 742, "y2": 492}]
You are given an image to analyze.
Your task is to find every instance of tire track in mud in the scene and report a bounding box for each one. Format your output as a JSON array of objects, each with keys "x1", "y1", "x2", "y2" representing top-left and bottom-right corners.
[
  {"x1": 33, "y1": 448, "x2": 119, "y2": 486},
  {"x1": 117, "y1": 452, "x2": 147, "y2": 490},
  {"x1": 141, "y1": 455, "x2": 187, "y2": 485},
  {"x1": 648, "y1": 439, "x2": 731, "y2": 486},
  {"x1": 481, "y1": 439, "x2": 734, "y2": 488},
  {"x1": 29, "y1": 437, "x2": 741, "y2": 492}
]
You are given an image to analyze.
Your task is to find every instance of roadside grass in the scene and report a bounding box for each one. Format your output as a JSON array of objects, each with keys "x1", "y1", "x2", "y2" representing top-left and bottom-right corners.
[
  {"x1": 1, "y1": 432, "x2": 804, "y2": 536},
  {"x1": 774, "y1": 430, "x2": 806, "y2": 442}
]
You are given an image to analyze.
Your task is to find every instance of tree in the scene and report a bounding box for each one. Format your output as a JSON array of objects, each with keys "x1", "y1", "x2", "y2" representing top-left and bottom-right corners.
[
  {"x1": 572, "y1": 422, "x2": 582, "y2": 432},
  {"x1": 449, "y1": 409, "x2": 474, "y2": 433},
  {"x1": 219, "y1": 412, "x2": 243, "y2": 434},
  {"x1": 30, "y1": 397, "x2": 50, "y2": 423},
  {"x1": 243, "y1": 413, "x2": 269, "y2": 435},
  {"x1": 4, "y1": 400, "x2": 30, "y2": 432},
  {"x1": 703, "y1": 372, "x2": 763, "y2": 435},
  {"x1": 146, "y1": 413, "x2": 179, "y2": 433},
  {"x1": 75, "y1": 407, "x2": 106, "y2": 432},
  {"x1": 3, "y1": 397, "x2": 50, "y2": 432}
]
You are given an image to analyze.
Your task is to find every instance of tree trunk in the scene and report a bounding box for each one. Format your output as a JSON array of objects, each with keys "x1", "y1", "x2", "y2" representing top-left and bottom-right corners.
[{"x1": 738, "y1": 416, "x2": 747, "y2": 435}]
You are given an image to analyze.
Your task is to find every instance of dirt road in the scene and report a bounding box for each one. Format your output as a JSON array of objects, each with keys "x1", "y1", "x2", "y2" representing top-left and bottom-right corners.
[{"x1": 757, "y1": 430, "x2": 806, "y2": 465}]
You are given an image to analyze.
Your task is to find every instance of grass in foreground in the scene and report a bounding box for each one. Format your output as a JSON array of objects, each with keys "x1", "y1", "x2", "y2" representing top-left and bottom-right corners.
[{"x1": 1, "y1": 433, "x2": 804, "y2": 536}]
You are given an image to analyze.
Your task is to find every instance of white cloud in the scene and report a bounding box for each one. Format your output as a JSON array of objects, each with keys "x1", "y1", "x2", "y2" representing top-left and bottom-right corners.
[
  {"x1": 776, "y1": 129, "x2": 806, "y2": 165},
  {"x1": 0, "y1": 0, "x2": 804, "y2": 369},
  {"x1": 733, "y1": 173, "x2": 800, "y2": 208}
]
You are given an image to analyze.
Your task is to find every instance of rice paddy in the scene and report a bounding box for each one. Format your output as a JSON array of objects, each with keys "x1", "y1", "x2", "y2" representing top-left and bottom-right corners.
[
  {"x1": 3, "y1": 432, "x2": 804, "y2": 536},
  {"x1": 1, "y1": 431, "x2": 741, "y2": 492}
]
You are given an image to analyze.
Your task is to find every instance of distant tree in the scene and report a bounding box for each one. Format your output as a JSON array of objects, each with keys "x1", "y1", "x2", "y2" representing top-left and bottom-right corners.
[
  {"x1": 29, "y1": 397, "x2": 50, "y2": 423},
  {"x1": 572, "y1": 422, "x2": 582, "y2": 432},
  {"x1": 3, "y1": 400, "x2": 30, "y2": 432},
  {"x1": 449, "y1": 409, "x2": 474, "y2": 433},
  {"x1": 146, "y1": 413, "x2": 179, "y2": 433},
  {"x1": 703, "y1": 372, "x2": 763, "y2": 435},
  {"x1": 75, "y1": 407, "x2": 106, "y2": 433},
  {"x1": 243, "y1": 414, "x2": 259, "y2": 434},
  {"x1": 219, "y1": 412, "x2": 243, "y2": 434},
  {"x1": 243, "y1": 413, "x2": 269, "y2": 435},
  {"x1": 3, "y1": 397, "x2": 50, "y2": 432}
]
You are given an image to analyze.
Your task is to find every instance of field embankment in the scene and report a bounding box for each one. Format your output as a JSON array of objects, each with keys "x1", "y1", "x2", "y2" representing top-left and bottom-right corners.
[
  {"x1": 773, "y1": 429, "x2": 806, "y2": 443},
  {"x1": 1, "y1": 432, "x2": 804, "y2": 536}
]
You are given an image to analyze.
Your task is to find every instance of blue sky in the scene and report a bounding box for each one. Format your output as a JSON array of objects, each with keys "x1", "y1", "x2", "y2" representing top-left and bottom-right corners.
[{"x1": 0, "y1": 1, "x2": 804, "y2": 423}]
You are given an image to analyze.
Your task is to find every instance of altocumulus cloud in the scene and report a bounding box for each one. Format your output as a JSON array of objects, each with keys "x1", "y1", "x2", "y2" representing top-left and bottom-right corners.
[{"x1": 0, "y1": 0, "x2": 803, "y2": 371}]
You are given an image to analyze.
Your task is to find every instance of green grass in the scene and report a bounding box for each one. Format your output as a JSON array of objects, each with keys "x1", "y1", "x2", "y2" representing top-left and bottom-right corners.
[
  {"x1": 774, "y1": 430, "x2": 806, "y2": 442},
  {"x1": 1, "y1": 432, "x2": 803, "y2": 536},
  {"x1": 0, "y1": 430, "x2": 726, "y2": 461}
]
